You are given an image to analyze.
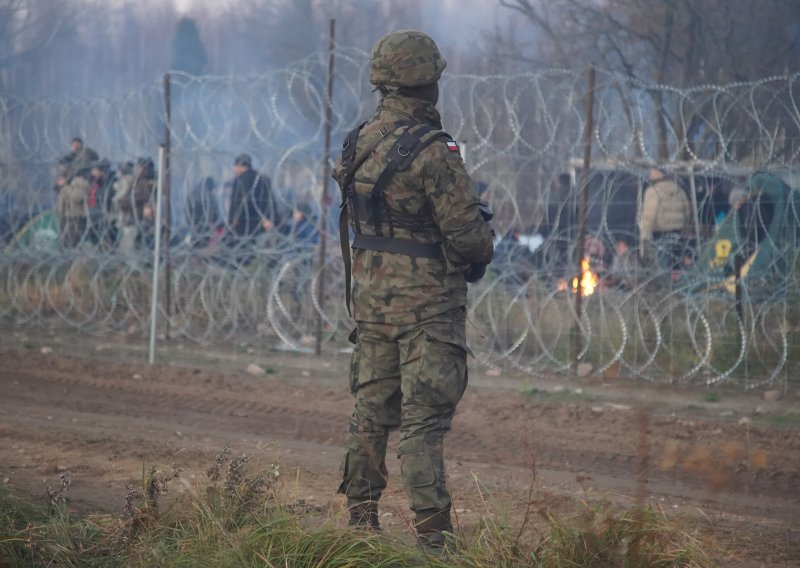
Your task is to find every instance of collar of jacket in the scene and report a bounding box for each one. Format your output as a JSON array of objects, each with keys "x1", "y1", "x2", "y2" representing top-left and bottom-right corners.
[{"x1": 377, "y1": 92, "x2": 443, "y2": 129}]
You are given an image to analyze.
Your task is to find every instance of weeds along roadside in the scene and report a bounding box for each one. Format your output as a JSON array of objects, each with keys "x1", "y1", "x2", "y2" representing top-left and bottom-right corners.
[{"x1": 0, "y1": 447, "x2": 715, "y2": 567}]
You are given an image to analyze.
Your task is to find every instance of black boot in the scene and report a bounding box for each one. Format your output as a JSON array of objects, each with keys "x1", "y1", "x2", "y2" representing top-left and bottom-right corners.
[
  {"x1": 348, "y1": 502, "x2": 381, "y2": 532},
  {"x1": 415, "y1": 508, "x2": 454, "y2": 554}
]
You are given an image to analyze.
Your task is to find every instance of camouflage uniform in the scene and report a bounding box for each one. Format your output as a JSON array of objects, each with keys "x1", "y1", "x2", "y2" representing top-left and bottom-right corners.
[
  {"x1": 65, "y1": 145, "x2": 99, "y2": 180},
  {"x1": 332, "y1": 30, "x2": 494, "y2": 540}
]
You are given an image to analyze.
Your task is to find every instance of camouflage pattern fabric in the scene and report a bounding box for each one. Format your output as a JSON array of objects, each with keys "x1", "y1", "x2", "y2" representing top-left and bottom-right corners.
[
  {"x1": 337, "y1": 307, "x2": 468, "y2": 520},
  {"x1": 369, "y1": 30, "x2": 447, "y2": 88},
  {"x1": 333, "y1": 39, "x2": 493, "y2": 526},
  {"x1": 332, "y1": 92, "x2": 494, "y2": 327},
  {"x1": 66, "y1": 146, "x2": 99, "y2": 179}
]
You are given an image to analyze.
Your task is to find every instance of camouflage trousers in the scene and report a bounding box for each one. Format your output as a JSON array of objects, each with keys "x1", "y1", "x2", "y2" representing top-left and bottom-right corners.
[{"x1": 338, "y1": 307, "x2": 468, "y2": 523}]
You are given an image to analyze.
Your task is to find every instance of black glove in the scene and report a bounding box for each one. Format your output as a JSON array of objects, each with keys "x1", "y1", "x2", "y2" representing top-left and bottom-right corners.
[
  {"x1": 463, "y1": 202, "x2": 494, "y2": 283},
  {"x1": 464, "y1": 262, "x2": 487, "y2": 283}
]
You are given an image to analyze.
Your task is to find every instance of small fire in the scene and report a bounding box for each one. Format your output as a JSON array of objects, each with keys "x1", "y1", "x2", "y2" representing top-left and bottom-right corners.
[
  {"x1": 572, "y1": 259, "x2": 599, "y2": 296},
  {"x1": 556, "y1": 260, "x2": 599, "y2": 295}
]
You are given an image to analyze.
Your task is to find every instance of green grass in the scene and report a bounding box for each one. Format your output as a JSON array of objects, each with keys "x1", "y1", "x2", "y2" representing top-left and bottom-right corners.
[
  {"x1": 536, "y1": 504, "x2": 713, "y2": 568},
  {"x1": 702, "y1": 392, "x2": 720, "y2": 403},
  {"x1": 0, "y1": 452, "x2": 715, "y2": 568},
  {"x1": 765, "y1": 412, "x2": 800, "y2": 429}
]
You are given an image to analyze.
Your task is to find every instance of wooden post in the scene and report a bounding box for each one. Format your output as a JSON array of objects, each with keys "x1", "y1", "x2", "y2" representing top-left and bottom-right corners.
[
  {"x1": 162, "y1": 73, "x2": 173, "y2": 340},
  {"x1": 572, "y1": 66, "x2": 596, "y2": 371},
  {"x1": 315, "y1": 19, "x2": 336, "y2": 356}
]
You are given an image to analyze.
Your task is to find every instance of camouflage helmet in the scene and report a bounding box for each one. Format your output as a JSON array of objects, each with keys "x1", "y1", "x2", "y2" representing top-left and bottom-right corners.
[{"x1": 370, "y1": 30, "x2": 447, "y2": 88}]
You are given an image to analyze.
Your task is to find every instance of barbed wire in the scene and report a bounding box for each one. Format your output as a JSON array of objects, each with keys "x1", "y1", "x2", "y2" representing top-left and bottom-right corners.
[{"x1": 1, "y1": 47, "x2": 799, "y2": 389}]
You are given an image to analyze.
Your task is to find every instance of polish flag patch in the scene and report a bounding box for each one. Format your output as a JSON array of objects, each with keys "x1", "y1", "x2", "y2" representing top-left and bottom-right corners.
[{"x1": 446, "y1": 139, "x2": 460, "y2": 153}]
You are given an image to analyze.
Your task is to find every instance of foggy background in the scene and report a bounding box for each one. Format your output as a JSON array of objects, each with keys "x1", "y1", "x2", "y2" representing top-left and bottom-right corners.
[
  {"x1": 2, "y1": 0, "x2": 800, "y2": 382},
  {"x1": 4, "y1": 0, "x2": 798, "y2": 101},
  {"x1": 2, "y1": 0, "x2": 800, "y2": 228},
  {"x1": 1, "y1": 0, "x2": 511, "y2": 100}
]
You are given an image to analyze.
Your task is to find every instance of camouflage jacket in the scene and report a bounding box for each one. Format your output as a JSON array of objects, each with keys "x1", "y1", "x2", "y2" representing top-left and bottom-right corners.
[
  {"x1": 332, "y1": 93, "x2": 494, "y2": 326},
  {"x1": 66, "y1": 147, "x2": 99, "y2": 179}
]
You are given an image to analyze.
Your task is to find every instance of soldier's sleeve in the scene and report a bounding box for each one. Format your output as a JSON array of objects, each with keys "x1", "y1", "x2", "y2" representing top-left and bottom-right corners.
[{"x1": 422, "y1": 140, "x2": 494, "y2": 266}]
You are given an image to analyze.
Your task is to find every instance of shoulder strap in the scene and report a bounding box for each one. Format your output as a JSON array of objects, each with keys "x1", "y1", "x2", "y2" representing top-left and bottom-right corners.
[
  {"x1": 370, "y1": 125, "x2": 451, "y2": 236},
  {"x1": 338, "y1": 121, "x2": 450, "y2": 318},
  {"x1": 338, "y1": 123, "x2": 366, "y2": 318},
  {"x1": 338, "y1": 121, "x2": 406, "y2": 317}
]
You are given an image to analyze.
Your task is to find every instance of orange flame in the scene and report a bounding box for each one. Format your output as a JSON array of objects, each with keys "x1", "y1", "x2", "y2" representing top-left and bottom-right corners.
[{"x1": 571, "y1": 259, "x2": 598, "y2": 296}]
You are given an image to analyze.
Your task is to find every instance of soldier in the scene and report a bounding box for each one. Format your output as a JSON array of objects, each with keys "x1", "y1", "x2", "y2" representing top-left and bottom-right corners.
[
  {"x1": 332, "y1": 30, "x2": 494, "y2": 551},
  {"x1": 65, "y1": 137, "x2": 99, "y2": 179}
]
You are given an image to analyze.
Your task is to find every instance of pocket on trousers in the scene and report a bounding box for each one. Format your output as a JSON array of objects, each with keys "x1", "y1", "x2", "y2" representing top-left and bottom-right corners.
[
  {"x1": 410, "y1": 331, "x2": 468, "y2": 406},
  {"x1": 402, "y1": 451, "x2": 437, "y2": 489}
]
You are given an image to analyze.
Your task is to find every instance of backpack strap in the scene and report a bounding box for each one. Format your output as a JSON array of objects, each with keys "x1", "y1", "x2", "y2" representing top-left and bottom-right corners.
[
  {"x1": 338, "y1": 121, "x2": 408, "y2": 316},
  {"x1": 368, "y1": 124, "x2": 451, "y2": 236},
  {"x1": 338, "y1": 121, "x2": 453, "y2": 317}
]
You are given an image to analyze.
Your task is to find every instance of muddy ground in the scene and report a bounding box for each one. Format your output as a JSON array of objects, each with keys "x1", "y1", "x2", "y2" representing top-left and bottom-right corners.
[{"x1": 1, "y1": 335, "x2": 799, "y2": 566}]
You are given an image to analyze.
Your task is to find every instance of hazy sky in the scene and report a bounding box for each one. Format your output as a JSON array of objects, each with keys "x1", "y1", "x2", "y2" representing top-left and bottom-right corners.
[{"x1": 170, "y1": 0, "x2": 507, "y2": 44}]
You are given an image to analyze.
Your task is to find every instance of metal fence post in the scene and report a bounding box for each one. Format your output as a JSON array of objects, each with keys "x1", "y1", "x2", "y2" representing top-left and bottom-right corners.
[
  {"x1": 315, "y1": 19, "x2": 336, "y2": 356},
  {"x1": 572, "y1": 66, "x2": 596, "y2": 371},
  {"x1": 148, "y1": 146, "x2": 166, "y2": 365}
]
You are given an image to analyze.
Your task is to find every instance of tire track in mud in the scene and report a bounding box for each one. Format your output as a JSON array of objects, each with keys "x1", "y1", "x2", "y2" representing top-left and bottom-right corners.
[
  {"x1": 2, "y1": 351, "x2": 799, "y2": 521},
  {"x1": 7, "y1": 368, "x2": 347, "y2": 443}
]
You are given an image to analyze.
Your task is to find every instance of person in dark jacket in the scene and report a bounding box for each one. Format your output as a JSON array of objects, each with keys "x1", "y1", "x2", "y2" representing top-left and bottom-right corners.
[
  {"x1": 64, "y1": 137, "x2": 99, "y2": 179},
  {"x1": 87, "y1": 160, "x2": 116, "y2": 247},
  {"x1": 228, "y1": 154, "x2": 278, "y2": 240},
  {"x1": 284, "y1": 202, "x2": 320, "y2": 248},
  {"x1": 186, "y1": 176, "x2": 223, "y2": 248}
]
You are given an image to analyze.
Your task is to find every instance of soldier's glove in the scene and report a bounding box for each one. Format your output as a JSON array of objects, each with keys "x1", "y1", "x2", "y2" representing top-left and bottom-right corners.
[
  {"x1": 464, "y1": 262, "x2": 487, "y2": 283},
  {"x1": 463, "y1": 202, "x2": 494, "y2": 283}
]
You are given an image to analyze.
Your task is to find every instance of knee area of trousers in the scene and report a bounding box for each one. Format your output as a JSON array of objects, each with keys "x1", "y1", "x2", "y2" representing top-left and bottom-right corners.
[
  {"x1": 344, "y1": 432, "x2": 383, "y2": 456},
  {"x1": 399, "y1": 450, "x2": 450, "y2": 512},
  {"x1": 348, "y1": 412, "x2": 389, "y2": 435},
  {"x1": 397, "y1": 433, "x2": 444, "y2": 458}
]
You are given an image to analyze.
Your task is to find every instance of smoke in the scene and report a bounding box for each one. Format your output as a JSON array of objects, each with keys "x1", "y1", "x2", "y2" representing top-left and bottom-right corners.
[{"x1": 0, "y1": 0, "x2": 511, "y2": 226}]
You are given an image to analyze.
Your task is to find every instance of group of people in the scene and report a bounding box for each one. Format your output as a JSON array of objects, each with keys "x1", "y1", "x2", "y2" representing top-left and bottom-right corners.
[
  {"x1": 506, "y1": 166, "x2": 752, "y2": 290},
  {"x1": 52, "y1": 142, "x2": 318, "y2": 257},
  {"x1": 54, "y1": 137, "x2": 159, "y2": 253},
  {"x1": 50, "y1": 32, "x2": 492, "y2": 554}
]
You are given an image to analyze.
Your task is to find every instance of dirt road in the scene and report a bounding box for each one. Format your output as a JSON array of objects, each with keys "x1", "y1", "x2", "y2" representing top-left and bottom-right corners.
[{"x1": 1, "y1": 346, "x2": 798, "y2": 565}]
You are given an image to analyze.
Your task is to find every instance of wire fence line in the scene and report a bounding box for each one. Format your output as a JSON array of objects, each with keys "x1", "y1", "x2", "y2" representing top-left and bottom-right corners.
[{"x1": 2, "y1": 47, "x2": 800, "y2": 390}]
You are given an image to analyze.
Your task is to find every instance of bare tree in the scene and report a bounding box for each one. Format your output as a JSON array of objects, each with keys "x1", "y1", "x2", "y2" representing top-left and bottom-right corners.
[
  {"x1": 495, "y1": 0, "x2": 800, "y2": 163},
  {"x1": 0, "y1": 0, "x2": 73, "y2": 94}
]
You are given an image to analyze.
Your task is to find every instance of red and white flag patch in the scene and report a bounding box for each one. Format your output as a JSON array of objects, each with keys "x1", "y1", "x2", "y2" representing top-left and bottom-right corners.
[{"x1": 446, "y1": 139, "x2": 460, "y2": 153}]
